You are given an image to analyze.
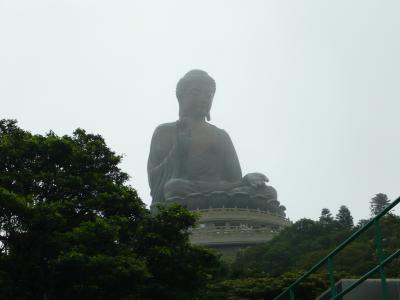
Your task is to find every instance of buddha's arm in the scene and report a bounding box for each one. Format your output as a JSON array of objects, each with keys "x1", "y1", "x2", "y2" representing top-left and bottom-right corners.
[
  {"x1": 221, "y1": 130, "x2": 242, "y2": 182},
  {"x1": 147, "y1": 125, "x2": 179, "y2": 203}
]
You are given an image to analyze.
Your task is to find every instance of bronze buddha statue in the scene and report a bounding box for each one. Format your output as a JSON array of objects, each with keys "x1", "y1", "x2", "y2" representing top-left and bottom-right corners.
[{"x1": 147, "y1": 70, "x2": 285, "y2": 216}]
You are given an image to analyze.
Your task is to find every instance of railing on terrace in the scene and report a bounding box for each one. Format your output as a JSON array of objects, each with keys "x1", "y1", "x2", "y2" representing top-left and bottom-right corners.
[
  {"x1": 274, "y1": 196, "x2": 400, "y2": 300},
  {"x1": 196, "y1": 207, "x2": 291, "y2": 221}
]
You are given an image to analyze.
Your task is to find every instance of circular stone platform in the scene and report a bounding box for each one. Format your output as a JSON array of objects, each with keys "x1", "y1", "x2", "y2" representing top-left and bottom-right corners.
[{"x1": 190, "y1": 207, "x2": 291, "y2": 256}]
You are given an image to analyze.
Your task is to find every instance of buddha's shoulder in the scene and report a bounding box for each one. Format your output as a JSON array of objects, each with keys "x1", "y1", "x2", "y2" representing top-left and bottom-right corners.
[
  {"x1": 153, "y1": 121, "x2": 228, "y2": 136},
  {"x1": 152, "y1": 122, "x2": 178, "y2": 136},
  {"x1": 206, "y1": 123, "x2": 230, "y2": 136},
  {"x1": 206, "y1": 123, "x2": 223, "y2": 131}
]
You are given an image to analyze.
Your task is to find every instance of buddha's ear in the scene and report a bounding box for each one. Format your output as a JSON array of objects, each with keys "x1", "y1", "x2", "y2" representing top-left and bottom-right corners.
[{"x1": 206, "y1": 112, "x2": 211, "y2": 121}]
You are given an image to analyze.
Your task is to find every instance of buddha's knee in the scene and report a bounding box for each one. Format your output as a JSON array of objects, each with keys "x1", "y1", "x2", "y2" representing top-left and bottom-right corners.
[
  {"x1": 164, "y1": 178, "x2": 193, "y2": 199},
  {"x1": 264, "y1": 185, "x2": 277, "y2": 200}
]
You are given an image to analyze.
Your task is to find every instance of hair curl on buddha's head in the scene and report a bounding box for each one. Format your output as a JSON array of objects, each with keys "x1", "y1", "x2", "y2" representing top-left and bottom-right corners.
[{"x1": 176, "y1": 70, "x2": 216, "y2": 121}]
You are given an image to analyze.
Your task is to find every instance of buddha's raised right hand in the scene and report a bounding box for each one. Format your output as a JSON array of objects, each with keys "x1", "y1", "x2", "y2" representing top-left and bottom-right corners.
[{"x1": 176, "y1": 118, "x2": 192, "y2": 156}]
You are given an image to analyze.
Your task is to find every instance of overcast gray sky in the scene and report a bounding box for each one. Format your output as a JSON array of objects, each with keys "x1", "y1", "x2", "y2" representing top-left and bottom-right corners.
[{"x1": 1, "y1": 0, "x2": 399, "y2": 222}]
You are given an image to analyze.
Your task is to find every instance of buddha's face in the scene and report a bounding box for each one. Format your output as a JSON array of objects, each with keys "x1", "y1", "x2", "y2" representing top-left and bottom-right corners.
[{"x1": 180, "y1": 80, "x2": 214, "y2": 119}]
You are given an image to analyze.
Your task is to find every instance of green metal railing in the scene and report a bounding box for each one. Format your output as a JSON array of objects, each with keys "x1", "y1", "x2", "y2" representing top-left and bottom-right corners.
[{"x1": 274, "y1": 196, "x2": 400, "y2": 300}]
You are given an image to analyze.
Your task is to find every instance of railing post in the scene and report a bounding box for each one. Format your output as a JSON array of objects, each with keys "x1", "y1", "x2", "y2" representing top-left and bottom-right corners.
[
  {"x1": 327, "y1": 256, "x2": 337, "y2": 298},
  {"x1": 289, "y1": 288, "x2": 295, "y2": 300},
  {"x1": 373, "y1": 219, "x2": 388, "y2": 300}
]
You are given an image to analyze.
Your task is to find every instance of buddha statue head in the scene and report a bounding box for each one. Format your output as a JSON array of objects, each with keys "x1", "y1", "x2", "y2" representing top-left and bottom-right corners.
[{"x1": 176, "y1": 69, "x2": 216, "y2": 121}]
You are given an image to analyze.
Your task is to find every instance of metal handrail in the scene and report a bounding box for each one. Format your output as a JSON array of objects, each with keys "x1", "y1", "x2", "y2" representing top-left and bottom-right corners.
[
  {"x1": 332, "y1": 249, "x2": 400, "y2": 300},
  {"x1": 274, "y1": 196, "x2": 400, "y2": 300}
]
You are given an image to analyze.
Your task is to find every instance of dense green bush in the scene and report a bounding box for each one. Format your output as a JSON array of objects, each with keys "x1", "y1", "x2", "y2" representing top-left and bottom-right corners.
[{"x1": 0, "y1": 119, "x2": 219, "y2": 300}]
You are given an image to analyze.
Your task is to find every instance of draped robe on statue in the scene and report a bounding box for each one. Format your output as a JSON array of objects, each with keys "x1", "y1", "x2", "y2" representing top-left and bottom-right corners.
[{"x1": 147, "y1": 121, "x2": 244, "y2": 205}]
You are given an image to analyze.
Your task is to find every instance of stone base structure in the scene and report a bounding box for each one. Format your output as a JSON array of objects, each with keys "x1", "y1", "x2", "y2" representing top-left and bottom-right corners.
[
  {"x1": 151, "y1": 190, "x2": 291, "y2": 256},
  {"x1": 190, "y1": 206, "x2": 291, "y2": 256}
]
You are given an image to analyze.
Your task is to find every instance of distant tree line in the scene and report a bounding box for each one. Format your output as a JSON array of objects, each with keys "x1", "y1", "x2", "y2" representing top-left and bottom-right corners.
[{"x1": 206, "y1": 194, "x2": 400, "y2": 299}]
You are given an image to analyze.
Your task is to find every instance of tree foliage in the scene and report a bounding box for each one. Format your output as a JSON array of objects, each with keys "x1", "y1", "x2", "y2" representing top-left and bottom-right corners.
[
  {"x1": 231, "y1": 217, "x2": 356, "y2": 278},
  {"x1": 228, "y1": 205, "x2": 400, "y2": 295},
  {"x1": 335, "y1": 205, "x2": 354, "y2": 228},
  {"x1": 202, "y1": 272, "x2": 336, "y2": 300},
  {"x1": 319, "y1": 208, "x2": 334, "y2": 225},
  {"x1": 0, "y1": 119, "x2": 219, "y2": 300},
  {"x1": 370, "y1": 193, "x2": 391, "y2": 217}
]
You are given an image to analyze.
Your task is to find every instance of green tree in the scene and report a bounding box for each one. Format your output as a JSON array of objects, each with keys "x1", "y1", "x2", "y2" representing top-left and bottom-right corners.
[
  {"x1": 227, "y1": 199, "x2": 400, "y2": 299},
  {"x1": 319, "y1": 208, "x2": 334, "y2": 225},
  {"x1": 0, "y1": 119, "x2": 218, "y2": 300},
  {"x1": 357, "y1": 219, "x2": 370, "y2": 227},
  {"x1": 203, "y1": 272, "x2": 333, "y2": 300},
  {"x1": 232, "y1": 218, "x2": 343, "y2": 277},
  {"x1": 335, "y1": 205, "x2": 353, "y2": 228},
  {"x1": 370, "y1": 193, "x2": 391, "y2": 217}
]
